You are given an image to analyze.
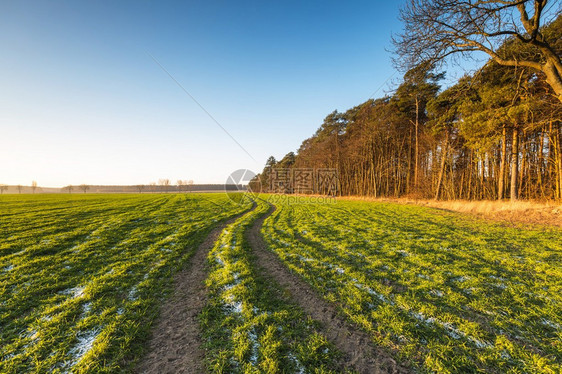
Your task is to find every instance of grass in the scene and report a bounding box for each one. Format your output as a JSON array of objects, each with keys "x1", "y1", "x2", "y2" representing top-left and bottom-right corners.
[
  {"x1": 340, "y1": 196, "x2": 562, "y2": 228},
  {"x1": 201, "y1": 196, "x2": 343, "y2": 373},
  {"x1": 3, "y1": 192, "x2": 561, "y2": 373},
  {"x1": 0, "y1": 193, "x2": 249, "y2": 373},
  {"x1": 261, "y1": 195, "x2": 562, "y2": 373}
]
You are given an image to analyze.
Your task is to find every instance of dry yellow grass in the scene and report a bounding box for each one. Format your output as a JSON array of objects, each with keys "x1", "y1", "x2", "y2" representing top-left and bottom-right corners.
[{"x1": 337, "y1": 196, "x2": 562, "y2": 228}]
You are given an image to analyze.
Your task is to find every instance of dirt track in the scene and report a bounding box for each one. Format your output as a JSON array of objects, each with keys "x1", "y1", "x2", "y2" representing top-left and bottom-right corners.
[
  {"x1": 136, "y1": 207, "x2": 254, "y2": 374},
  {"x1": 246, "y1": 203, "x2": 411, "y2": 374},
  {"x1": 138, "y1": 200, "x2": 410, "y2": 373}
]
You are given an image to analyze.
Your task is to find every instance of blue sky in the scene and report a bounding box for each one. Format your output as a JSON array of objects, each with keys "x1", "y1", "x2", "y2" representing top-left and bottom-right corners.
[{"x1": 1, "y1": 1, "x2": 428, "y2": 186}]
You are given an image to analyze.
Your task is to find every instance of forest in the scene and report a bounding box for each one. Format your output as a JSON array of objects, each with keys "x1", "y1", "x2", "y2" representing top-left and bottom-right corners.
[{"x1": 251, "y1": 4, "x2": 562, "y2": 201}]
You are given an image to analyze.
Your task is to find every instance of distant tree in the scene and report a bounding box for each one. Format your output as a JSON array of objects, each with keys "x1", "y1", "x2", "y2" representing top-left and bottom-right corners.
[
  {"x1": 158, "y1": 179, "x2": 170, "y2": 193},
  {"x1": 187, "y1": 180, "x2": 194, "y2": 192},
  {"x1": 149, "y1": 182, "x2": 157, "y2": 193},
  {"x1": 79, "y1": 184, "x2": 89, "y2": 193},
  {"x1": 427, "y1": 78, "x2": 469, "y2": 200},
  {"x1": 0, "y1": 184, "x2": 7, "y2": 194},
  {"x1": 135, "y1": 184, "x2": 145, "y2": 193},
  {"x1": 277, "y1": 152, "x2": 297, "y2": 168},
  {"x1": 16, "y1": 185, "x2": 23, "y2": 194},
  {"x1": 63, "y1": 185, "x2": 73, "y2": 194},
  {"x1": 177, "y1": 180, "x2": 185, "y2": 192},
  {"x1": 394, "y1": 0, "x2": 562, "y2": 104},
  {"x1": 395, "y1": 62, "x2": 443, "y2": 190},
  {"x1": 31, "y1": 181, "x2": 38, "y2": 194}
]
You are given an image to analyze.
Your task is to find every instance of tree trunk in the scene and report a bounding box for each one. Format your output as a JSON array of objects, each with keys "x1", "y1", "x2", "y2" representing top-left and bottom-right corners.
[
  {"x1": 557, "y1": 123, "x2": 562, "y2": 199},
  {"x1": 556, "y1": 122, "x2": 562, "y2": 200},
  {"x1": 537, "y1": 129, "x2": 545, "y2": 198},
  {"x1": 414, "y1": 96, "x2": 420, "y2": 189},
  {"x1": 519, "y1": 133, "x2": 527, "y2": 199},
  {"x1": 510, "y1": 127, "x2": 519, "y2": 202},
  {"x1": 498, "y1": 126, "x2": 507, "y2": 200},
  {"x1": 435, "y1": 135, "x2": 448, "y2": 200}
]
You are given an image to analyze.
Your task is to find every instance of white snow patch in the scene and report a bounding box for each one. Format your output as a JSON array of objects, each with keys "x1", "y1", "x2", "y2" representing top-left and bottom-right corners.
[
  {"x1": 248, "y1": 328, "x2": 259, "y2": 365},
  {"x1": 430, "y1": 290, "x2": 444, "y2": 297},
  {"x1": 298, "y1": 255, "x2": 314, "y2": 263},
  {"x1": 453, "y1": 276, "x2": 470, "y2": 283},
  {"x1": 2, "y1": 264, "x2": 13, "y2": 272},
  {"x1": 288, "y1": 352, "x2": 306, "y2": 373},
  {"x1": 494, "y1": 283, "x2": 507, "y2": 290},
  {"x1": 60, "y1": 286, "x2": 85, "y2": 299},
  {"x1": 231, "y1": 301, "x2": 243, "y2": 314},
  {"x1": 24, "y1": 329, "x2": 39, "y2": 341},
  {"x1": 66, "y1": 328, "x2": 101, "y2": 368},
  {"x1": 489, "y1": 275, "x2": 507, "y2": 282},
  {"x1": 82, "y1": 302, "x2": 92, "y2": 315},
  {"x1": 128, "y1": 286, "x2": 138, "y2": 301},
  {"x1": 410, "y1": 311, "x2": 491, "y2": 348},
  {"x1": 354, "y1": 282, "x2": 394, "y2": 305},
  {"x1": 541, "y1": 319, "x2": 561, "y2": 330}
]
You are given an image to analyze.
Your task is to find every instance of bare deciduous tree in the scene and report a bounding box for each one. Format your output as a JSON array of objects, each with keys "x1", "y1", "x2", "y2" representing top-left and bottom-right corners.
[
  {"x1": 31, "y1": 181, "x2": 37, "y2": 194},
  {"x1": 63, "y1": 185, "x2": 73, "y2": 194},
  {"x1": 394, "y1": 0, "x2": 562, "y2": 103},
  {"x1": 135, "y1": 185, "x2": 145, "y2": 193},
  {"x1": 177, "y1": 180, "x2": 185, "y2": 192},
  {"x1": 79, "y1": 184, "x2": 89, "y2": 193},
  {"x1": 158, "y1": 179, "x2": 170, "y2": 193},
  {"x1": 0, "y1": 184, "x2": 7, "y2": 194},
  {"x1": 17, "y1": 185, "x2": 23, "y2": 194}
]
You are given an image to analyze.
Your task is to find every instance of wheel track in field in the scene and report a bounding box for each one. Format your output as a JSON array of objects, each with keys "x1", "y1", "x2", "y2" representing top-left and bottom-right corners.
[
  {"x1": 136, "y1": 202, "x2": 256, "y2": 374},
  {"x1": 247, "y1": 201, "x2": 412, "y2": 374}
]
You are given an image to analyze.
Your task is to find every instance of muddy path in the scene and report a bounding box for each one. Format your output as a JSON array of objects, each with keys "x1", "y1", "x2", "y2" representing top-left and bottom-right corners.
[
  {"x1": 246, "y1": 202, "x2": 412, "y2": 374},
  {"x1": 136, "y1": 204, "x2": 255, "y2": 374}
]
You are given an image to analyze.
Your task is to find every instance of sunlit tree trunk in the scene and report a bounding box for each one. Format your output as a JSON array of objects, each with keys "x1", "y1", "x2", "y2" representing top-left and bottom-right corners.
[
  {"x1": 498, "y1": 126, "x2": 507, "y2": 200},
  {"x1": 434, "y1": 135, "x2": 448, "y2": 200},
  {"x1": 414, "y1": 96, "x2": 420, "y2": 189},
  {"x1": 510, "y1": 127, "x2": 520, "y2": 202}
]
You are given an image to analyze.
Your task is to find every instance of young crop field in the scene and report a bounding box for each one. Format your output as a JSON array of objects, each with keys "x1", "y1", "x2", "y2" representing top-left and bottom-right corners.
[
  {"x1": 0, "y1": 193, "x2": 250, "y2": 373},
  {"x1": 201, "y1": 198, "x2": 342, "y2": 373},
  {"x1": 2, "y1": 193, "x2": 561, "y2": 373},
  {"x1": 261, "y1": 195, "x2": 562, "y2": 373}
]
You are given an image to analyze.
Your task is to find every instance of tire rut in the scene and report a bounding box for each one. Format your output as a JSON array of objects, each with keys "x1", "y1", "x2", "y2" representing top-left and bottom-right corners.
[
  {"x1": 136, "y1": 205, "x2": 255, "y2": 374},
  {"x1": 246, "y1": 202, "x2": 412, "y2": 374}
]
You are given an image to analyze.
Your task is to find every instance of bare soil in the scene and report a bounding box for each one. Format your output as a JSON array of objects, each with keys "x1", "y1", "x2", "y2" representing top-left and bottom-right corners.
[
  {"x1": 246, "y1": 203, "x2": 412, "y2": 374},
  {"x1": 136, "y1": 208, "x2": 253, "y2": 374}
]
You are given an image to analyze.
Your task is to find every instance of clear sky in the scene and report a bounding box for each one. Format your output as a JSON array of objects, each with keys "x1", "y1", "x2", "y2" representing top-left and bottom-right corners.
[{"x1": 1, "y1": 0, "x2": 414, "y2": 187}]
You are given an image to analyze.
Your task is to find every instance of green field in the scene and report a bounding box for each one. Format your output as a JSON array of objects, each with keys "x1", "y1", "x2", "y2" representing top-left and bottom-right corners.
[
  {"x1": 0, "y1": 194, "x2": 250, "y2": 373},
  {"x1": 202, "y1": 198, "x2": 341, "y2": 373},
  {"x1": 1, "y1": 194, "x2": 561, "y2": 373},
  {"x1": 262, "y1": 196, "x2": 562, "y2": 373}
]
